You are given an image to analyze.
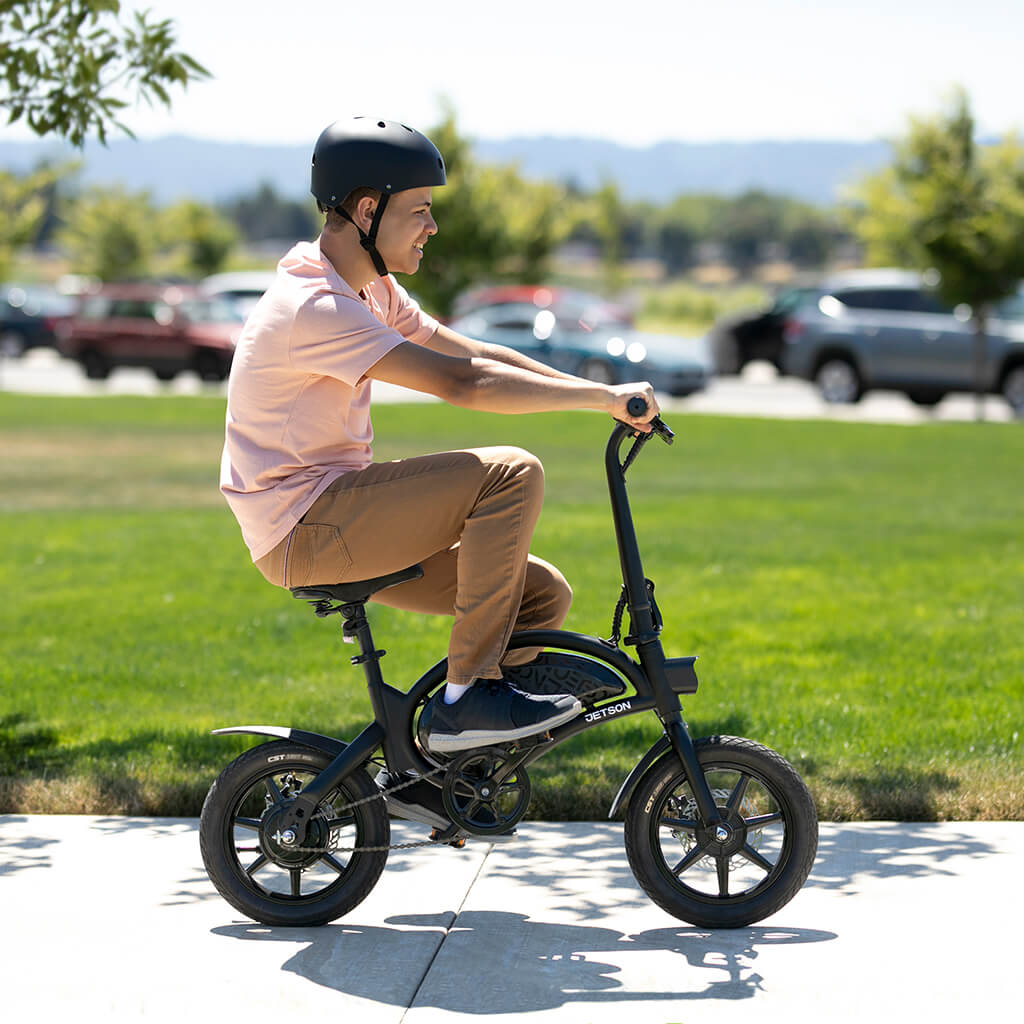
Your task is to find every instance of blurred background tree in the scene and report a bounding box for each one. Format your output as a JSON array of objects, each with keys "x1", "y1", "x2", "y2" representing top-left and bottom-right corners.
[
  {"x1": 159, "y1": 199, "x2": 238, "y2": 278},
  {"x1": 0, "y1": 163, "x2": 68, "y2": 281},
  {"x1": 407, "y1": 109, "x2": 573, "y2": 317},
  {"x1": 0, "y1": 0, "x2": 208, "y2": 146},
  {"x1": 57, "y1": 185, "x2": 158, "y2": 280},
  {"x1": 847, "y1": 87, "x2": 1024, "y2": 416}
]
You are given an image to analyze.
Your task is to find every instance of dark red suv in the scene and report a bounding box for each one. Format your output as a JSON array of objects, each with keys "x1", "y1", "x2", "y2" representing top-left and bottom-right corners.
[{"x1": 57, "y1": 283, "x2": 243, "y2": 381}]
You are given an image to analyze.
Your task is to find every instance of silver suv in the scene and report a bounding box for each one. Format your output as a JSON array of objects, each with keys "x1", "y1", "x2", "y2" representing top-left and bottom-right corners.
[{"x1": 779, "y1": 269, "x2": 1024, "y2": 414}]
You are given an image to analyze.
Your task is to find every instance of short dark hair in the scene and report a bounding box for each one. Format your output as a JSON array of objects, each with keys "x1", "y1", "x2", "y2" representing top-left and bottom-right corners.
[{"x1": 322, "y1": 186, "x2": 382, "y2": 232}]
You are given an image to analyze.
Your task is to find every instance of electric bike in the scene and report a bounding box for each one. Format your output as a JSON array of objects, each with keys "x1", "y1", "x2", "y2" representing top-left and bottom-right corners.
[{"x1": 199, "y1": 401, "x2": 818, "y2": 928}]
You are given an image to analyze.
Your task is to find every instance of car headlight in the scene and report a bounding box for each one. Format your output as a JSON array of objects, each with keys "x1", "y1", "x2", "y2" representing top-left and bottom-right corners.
[{"x1": 626, "y1": 342, "x2": 647, "y2": 363}]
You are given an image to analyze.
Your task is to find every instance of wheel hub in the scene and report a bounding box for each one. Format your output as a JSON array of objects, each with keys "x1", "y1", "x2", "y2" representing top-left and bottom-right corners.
[
  {"x1": 697, "y1": 808, "x2": 747, "y2": 858},
  {"x1": 259, "y1": 803, "x2": 332, "y2": 867}
]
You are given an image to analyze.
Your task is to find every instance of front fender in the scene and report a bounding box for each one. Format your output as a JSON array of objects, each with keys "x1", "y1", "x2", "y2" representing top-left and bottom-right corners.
[
  {"x1": 608, "y1": 735, "x2": 672, "y2": 818},
  {"x1": 211, "y1": 725, "x2": 347, "y2": 759}
]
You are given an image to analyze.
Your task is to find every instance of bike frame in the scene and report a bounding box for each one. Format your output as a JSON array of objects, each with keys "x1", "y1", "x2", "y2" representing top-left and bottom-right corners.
[{"x1": 227, "y1": 421, "x2": 723, "y2": 840}]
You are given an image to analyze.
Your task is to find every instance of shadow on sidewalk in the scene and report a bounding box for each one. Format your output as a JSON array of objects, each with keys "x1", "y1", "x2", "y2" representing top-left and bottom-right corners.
[{"x1": 212, "y1": 913, "x2": 837, "y2": 1011}]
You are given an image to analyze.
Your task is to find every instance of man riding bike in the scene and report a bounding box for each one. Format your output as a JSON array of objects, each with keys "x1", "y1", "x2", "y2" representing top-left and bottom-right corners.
[{"x1": 220, "y1": 116, "x2": 659, "y2": 771}]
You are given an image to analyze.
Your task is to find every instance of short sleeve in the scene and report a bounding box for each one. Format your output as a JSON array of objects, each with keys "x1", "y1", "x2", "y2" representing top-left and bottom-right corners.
[{"x1": 289, "y1": 291, "x2": 406, "y2": 387}]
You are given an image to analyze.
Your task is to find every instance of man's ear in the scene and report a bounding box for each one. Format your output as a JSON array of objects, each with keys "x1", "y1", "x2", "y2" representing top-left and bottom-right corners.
[{"x1": 354, "y1": 195, "x2": 377, "y2": 229}]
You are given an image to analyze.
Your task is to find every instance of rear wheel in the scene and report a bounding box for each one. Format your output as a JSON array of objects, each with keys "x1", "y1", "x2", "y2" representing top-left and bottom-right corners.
[
  {"x1": 1000, "y1": 365, "x2": 1024, "y2": 417},
  {"x1": 815, "y1": 357, "x2": 862, "y2": 403},
  {"x1": 81, "y1": 350, "x2": 111, "y2": 380},
  {"x1": 624, "y1": 736, "x2": 818, "y2": 928},
  {"x1": 196, "y1": 348, "x2": 229, "y2": 381},
  {"x1": 199, "y1": 740, "x2": 389, "y2": 926}
]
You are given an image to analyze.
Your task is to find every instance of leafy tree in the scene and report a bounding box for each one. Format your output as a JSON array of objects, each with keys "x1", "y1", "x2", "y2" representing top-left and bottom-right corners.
[
  {"x1": 58, "y1": 184, "x2": 157, "y2": 280},
  {"x1": 409, "y1": 110, "x2": 569, "y2": 317},
  {"x1": 848, "y1": 88, "x2": 1024, "y2": 416},
  {"x1": 0, "y1": 162, "x2": 69, "y2": 280},
  {"x1": 220, "y1": 183, "x2": 319, "y2": 244},
  {"x1": 1, "y1": 0, "x2": 208, "y2": 146},
  {"x1": 160, "y1": 199, "x2": 238, "y2": 278}
]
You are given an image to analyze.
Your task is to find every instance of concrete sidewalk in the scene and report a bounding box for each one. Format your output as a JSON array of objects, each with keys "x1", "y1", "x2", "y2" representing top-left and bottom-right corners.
[{"x1": 1, "y1": 815, "x2": 1018, "y2": 1022}]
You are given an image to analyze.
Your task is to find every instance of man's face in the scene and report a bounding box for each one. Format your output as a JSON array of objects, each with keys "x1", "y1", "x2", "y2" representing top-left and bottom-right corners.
[{"x1": 374, "y1": 187, "x2": 437, "y2": 275}]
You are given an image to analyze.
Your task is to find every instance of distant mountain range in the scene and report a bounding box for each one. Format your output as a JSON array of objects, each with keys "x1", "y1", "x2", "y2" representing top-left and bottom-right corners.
[{"x1": 0, "y1": 134, "x2": 893, "y2": 207}]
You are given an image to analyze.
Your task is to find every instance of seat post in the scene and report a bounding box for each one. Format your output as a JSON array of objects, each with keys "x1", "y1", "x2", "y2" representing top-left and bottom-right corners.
[{"x1": 339, "y1": 601, "x2": 389, "y2": 704}]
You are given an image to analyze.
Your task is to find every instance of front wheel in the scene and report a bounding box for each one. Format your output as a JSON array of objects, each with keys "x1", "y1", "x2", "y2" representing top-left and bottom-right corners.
[
  {"x1": 624, "y1": 736, "x2": 818, "y2": 928},
  {"x1": 815, "y1": 357, "x2": 862, "y2": 403},
  {"x1": 1000, "y1": 365, "x2": 1024, "y2": 417},
  {"x1": 199, "y1": 740, "x2": 389, "y2": 926}
]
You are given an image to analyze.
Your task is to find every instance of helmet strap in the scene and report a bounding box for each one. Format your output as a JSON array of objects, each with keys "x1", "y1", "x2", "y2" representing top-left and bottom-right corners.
[{"x1": 334, "y1": 192, "x2": 391, "y2": 277}]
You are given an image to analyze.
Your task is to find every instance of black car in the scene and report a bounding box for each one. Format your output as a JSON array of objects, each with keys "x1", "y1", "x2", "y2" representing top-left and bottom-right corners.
[
  {"x1": 707, "y1": 285, "x2": 820, "y2": 374},
  {"x1": 0, "y1": 284, "x2": 75, "y2": 357}
]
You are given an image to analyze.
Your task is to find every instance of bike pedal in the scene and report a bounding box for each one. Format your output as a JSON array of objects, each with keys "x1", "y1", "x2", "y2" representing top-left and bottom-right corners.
[{"x1": 429, "y1": 824, "x2": 466, "y2": 848}]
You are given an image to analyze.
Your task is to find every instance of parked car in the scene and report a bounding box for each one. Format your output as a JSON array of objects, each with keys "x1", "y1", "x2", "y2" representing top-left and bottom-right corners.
[
  {"x1": 200, "y1": 271, "x2": 276, "y2": 319},
  {"x1": 707, "y1": 284, "x2": 819, "y2": 374},
  {"x1": 777, "y1": 269, "x2": 1024, "y2": 413},
  {"x1": 1, "y1": 284, "x2": 76, "y2": 357},
  {"x1": 57, "y1": 284, "x2": 243, "y2": 381},
  {"x1": 451, "y1": 284, "x2": 634, "y2": 330},
  {"x1": 449, "y1": 298, "x2": 709, "y2": 397}
]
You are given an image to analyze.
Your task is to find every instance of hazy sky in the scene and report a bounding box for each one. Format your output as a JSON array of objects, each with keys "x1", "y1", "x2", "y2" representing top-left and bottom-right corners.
[{"x1": 4, "y1": 0, "x2": 1020, "y2": 147}]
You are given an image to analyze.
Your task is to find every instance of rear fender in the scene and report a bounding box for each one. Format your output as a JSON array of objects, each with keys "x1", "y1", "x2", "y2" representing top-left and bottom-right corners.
[
  {"x1": 211, "y1": 725, "x2": 347, "y2": 759},
  {"x1": 608, "y1": 735, "x2": 672, "y2": 818}
]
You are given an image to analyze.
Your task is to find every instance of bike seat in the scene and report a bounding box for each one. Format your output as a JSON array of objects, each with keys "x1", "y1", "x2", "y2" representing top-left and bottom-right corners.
[{"x1": 290, "y1": 564, "x2": 424, "y2": 604}]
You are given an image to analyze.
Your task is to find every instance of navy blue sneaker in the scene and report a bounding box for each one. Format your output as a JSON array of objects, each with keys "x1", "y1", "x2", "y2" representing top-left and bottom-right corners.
[{"x1": 419, "y1": 679, "x2": 581, "y2": 755}]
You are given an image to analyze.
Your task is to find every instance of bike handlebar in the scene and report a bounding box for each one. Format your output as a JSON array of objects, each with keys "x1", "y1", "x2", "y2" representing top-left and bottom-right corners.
[{"x1": 624, "y1": 396, "x2": 674, "y2": 445}]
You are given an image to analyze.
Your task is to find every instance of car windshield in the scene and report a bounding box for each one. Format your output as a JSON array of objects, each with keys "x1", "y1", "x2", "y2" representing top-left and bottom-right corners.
[
  {"x1": 994, "y1": 290, "x2": 1024, "y2": 320},
  {"x1": 178, "y1": 298, "x2": 245, "y2": 324}
]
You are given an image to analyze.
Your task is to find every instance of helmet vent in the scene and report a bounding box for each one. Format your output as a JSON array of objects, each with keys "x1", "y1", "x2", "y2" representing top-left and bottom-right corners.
[{"x1": 377, "y1": 121, "x2": 387, "y2": 128}]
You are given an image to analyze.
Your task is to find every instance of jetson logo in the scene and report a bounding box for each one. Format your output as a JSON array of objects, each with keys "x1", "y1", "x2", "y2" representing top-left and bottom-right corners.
[{"x1": 584, "y1": 701, "x2": 632, "y2": 723}]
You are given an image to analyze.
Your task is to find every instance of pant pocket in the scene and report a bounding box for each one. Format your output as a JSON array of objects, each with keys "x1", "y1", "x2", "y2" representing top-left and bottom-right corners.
[{"x1": 284, "y1": 522, "x2": 353, "y2": 588}]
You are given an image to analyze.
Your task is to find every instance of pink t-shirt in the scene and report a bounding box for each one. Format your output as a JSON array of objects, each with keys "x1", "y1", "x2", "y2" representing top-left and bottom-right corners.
[{"x1": 220, "y1": 240, "x2": 439, "y2": 560}]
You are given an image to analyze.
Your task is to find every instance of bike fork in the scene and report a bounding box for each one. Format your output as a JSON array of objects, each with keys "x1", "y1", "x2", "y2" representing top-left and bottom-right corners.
[{"x1": 663, "y1": 716, "x2": 722, "y2": 825}]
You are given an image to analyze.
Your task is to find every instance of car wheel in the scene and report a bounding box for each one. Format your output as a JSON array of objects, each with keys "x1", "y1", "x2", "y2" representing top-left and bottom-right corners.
[
  {"x1": 153, "y1": 367, "x2": 178, "y2": 382},
  {"x1": 906, "y1": 389, "x2": 946, "y2": 407},
  {"x1": 196, "y1": 349, "x2": 229, "y2": 382},
  {"x1": 1001, "y1": 365, "x2": 1024, "y2": 417},
  {"x1": 0, "y1": 330, "x2": 27, "y2": 357},
  {"x1": 815, "y1": 357, "x2": 862, "y2": 404},
  {"x1": 81, "y1": 350, "x2": 111, "y2": 380},
  {"x1": 577, "y1": 358, "x2": 618, "y2": 386},
  {"x1": 709, "y1": 329, "x2": 741, "y2": 375}
]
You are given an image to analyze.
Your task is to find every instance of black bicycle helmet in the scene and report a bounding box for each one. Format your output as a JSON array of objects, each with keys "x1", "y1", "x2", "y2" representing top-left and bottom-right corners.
[{"x1": 311, "y1": 117, "x2": 446, "y2": 276}]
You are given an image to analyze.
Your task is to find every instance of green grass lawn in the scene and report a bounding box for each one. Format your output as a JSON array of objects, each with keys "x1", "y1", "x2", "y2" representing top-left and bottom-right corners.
[{"x1": 1, "y1": 393, "x2": 1022, "y2": 820}]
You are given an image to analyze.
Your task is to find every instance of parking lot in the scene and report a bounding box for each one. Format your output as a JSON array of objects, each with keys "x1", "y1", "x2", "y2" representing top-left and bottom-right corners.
[{"x1": 2, "y1": 347, "x2": 1015, "y2": 423}]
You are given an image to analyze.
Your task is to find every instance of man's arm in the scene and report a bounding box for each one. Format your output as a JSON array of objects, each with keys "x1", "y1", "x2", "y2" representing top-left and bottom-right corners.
[{"x1": 365, "y1": 339, "x2": 659, "y2": 430}]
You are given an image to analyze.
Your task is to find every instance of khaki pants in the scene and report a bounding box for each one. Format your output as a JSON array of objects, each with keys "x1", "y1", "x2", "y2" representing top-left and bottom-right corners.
[{"x1": 254, "y1": 447, "x2": 572, "y2": 686}]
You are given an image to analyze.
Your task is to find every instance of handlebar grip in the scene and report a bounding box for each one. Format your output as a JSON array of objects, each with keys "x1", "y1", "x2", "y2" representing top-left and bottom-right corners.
[{"x1": 626, "y1": 396, "x2": 648, "y2": 417}]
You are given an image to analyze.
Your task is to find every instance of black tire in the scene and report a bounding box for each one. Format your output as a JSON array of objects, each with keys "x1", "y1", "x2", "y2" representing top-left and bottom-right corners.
[
  {"x1": 1000, "y1": 365, "x2": 1024, "y2": 418},
  {"x1": 195, "y1": 348, "x2": 229, "y2": 381},
  {"x1": 906, "y1": 389, "x2": 946, "y2": 407},
  {"x1": 199, "y1": 740, "x2": 389, "y2": 926},
  {"x1": 153, "y1": 367, "x2": 178, "y2": 382},
  {"x1": 624, "y1": 736, "x2": 818, "y2": 928},
  {"x1": 814, "y1": 357, "x2": 862, "y2": 403},
  {"x1": 81, "y1": 350, "x2": 111, "y2": 380}
]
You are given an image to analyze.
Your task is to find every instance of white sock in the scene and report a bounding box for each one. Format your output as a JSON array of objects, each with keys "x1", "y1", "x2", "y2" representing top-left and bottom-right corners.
[{"x1": 443, "y1": 681, "x2": 472, "y2": 704}]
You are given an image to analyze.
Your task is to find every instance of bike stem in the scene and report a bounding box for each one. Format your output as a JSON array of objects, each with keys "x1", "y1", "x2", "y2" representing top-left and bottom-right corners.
[{"x1": 606, "y1": 423, "x2": 722, "y2": 825}]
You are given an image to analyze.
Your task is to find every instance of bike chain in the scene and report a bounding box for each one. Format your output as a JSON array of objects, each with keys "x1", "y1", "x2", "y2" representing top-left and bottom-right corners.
[{"x1": 284, "y1": 762, "x2": 454, "y2": 855}]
